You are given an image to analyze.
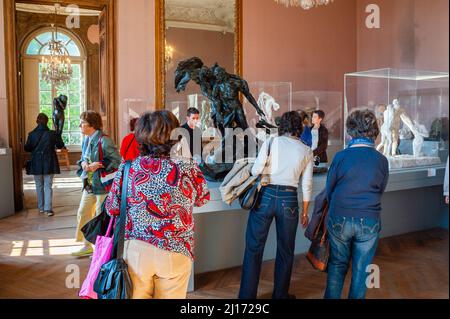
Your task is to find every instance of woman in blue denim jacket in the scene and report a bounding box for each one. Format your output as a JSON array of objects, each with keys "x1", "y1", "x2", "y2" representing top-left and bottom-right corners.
[{"x1": 325, "y1": 109, "x2": 389, "y2": 299}]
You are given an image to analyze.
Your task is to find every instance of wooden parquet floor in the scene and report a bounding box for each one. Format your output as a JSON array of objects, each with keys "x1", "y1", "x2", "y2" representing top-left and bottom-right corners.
[{"x1": 0, "y1": 170, "x2": 448, "y2": 299}]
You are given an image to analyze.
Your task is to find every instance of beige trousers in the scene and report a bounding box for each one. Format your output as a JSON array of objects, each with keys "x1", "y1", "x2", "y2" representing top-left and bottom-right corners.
[
  {"x1": 75, "y1": 191, "x2": 107, "y2": 244},
  {"x1": 124, "y1": 239, "x2": 192, "y2": 299}
]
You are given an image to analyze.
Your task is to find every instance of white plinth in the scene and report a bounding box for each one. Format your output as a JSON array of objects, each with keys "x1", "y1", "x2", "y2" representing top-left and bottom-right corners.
[{"x1": 388, "y1": 155, "x2": 442, "y2": 169}]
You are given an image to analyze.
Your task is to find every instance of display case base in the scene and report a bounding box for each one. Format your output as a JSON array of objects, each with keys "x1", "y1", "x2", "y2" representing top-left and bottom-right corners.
[{"x1": 388, "y1": 155, "x2": 441, "y2": 169}]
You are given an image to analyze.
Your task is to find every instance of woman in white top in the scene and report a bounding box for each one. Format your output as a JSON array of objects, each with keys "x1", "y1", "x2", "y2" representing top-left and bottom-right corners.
[{"x1": 239, "y1": 111, "x2": 314, "y2": 299}]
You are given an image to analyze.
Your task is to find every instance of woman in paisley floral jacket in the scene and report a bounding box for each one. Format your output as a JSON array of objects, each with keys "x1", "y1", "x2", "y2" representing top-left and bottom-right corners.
[{"x1": 105, "y1": 110, "x2": 210, "y2": 299}]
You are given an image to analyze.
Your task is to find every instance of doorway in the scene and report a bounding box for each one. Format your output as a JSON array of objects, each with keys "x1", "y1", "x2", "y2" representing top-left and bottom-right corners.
[{"x1": 3, "y1": 0, "x2": 117, "y2": 211}]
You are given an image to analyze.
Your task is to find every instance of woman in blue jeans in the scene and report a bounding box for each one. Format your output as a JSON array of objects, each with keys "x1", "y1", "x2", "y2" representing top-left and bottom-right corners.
[
  {"x1": 325, "y1": 109, "x2": 389, "y2": 299},
  {"x1": 239, "y1": 111, "x2": 314, "y2": 299}
]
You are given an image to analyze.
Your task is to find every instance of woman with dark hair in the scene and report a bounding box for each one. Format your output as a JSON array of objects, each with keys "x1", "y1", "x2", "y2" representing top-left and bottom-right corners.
[
  {"x1": 324, "y1": 109, "x2": 389, "y2": 299},
  {"x1": 120, "y1": 117, "x2": 140, "y2": 161},
  {"x1": 24, "y1": 113, "x2": 65, "y2": 217},
  {"x1": 239, "y1": 111, "x2": 314, "y2": 299},
  {"x1": 104, "y1": 110, "x2": 210, "y2": 299}
]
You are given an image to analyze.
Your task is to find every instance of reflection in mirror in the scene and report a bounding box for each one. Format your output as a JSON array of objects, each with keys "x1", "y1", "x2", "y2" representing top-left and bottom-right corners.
[{"x1": 163, "y1": 0, "x2": 237, "y2": 127}]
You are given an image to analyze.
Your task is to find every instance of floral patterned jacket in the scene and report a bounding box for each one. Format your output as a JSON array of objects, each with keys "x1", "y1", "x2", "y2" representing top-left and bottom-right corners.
[{"x1": 105, "y1": 156, "x2": 210, "y2": 260}]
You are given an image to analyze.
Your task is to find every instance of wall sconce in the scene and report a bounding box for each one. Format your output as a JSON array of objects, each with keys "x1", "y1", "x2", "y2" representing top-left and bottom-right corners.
[{"x1": 165, "y1": 40, "x2": 174, "y2": 69}]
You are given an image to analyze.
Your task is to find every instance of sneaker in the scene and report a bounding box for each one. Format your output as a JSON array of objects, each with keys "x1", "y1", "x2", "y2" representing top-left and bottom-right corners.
[
  {"x1": 71, "y1": 245, "x2": 93, "y2": 258},
  {"x1": 44, "y1": 211, "x2": 54, "y2": 217},
  {"x1": 39, "y1": 210, "x2": 45, "y2": 214}
]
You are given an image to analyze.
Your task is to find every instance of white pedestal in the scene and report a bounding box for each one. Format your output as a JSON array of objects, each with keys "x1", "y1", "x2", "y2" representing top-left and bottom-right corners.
[{"x1": 388, "y1": 155, "x2": 442, "y2": 170}]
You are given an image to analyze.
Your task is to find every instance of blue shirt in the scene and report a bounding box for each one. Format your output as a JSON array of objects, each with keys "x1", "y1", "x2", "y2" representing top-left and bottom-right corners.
[
  {"x1": 300, "y1": 126, "x2": 312, "y2": 147},
  {"x1": 326, "y1": 146, "x2": 389, "y2": 220}
]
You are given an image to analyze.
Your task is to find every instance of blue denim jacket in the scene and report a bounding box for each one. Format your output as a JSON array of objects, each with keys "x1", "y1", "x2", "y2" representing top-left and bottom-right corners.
[{"x1": 76, "y1": 130, "x2": 121, "y2": 195}]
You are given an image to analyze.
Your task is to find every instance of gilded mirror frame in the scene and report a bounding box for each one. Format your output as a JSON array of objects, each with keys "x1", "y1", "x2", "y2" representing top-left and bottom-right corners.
[{"x1": 155, "y1": 0, "x2": 243, "y2": 109}]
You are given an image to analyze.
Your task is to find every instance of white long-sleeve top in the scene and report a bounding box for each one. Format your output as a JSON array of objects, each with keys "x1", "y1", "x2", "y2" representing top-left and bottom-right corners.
[{"x1": 251, "y1": 136, "x2": 314, "y2": 202}]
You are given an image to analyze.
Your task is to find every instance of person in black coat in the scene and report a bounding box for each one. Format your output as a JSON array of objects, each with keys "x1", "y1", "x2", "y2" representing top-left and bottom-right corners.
[
  {"x1": 311, "y1": 110, "x2": 329, "y2": 165},
  {"x1": 25, "y1": 113, "x2": 65, "y2": 216}
]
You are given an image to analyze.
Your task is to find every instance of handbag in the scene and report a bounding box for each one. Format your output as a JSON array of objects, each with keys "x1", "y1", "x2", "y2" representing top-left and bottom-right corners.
[
  {"x1": 306, "y1": 202, "x2": 329, "y2": 272},
  {"x1": 81, "y1": 200, "x2": 111, "y2": 245},
  {"x1": 94, "y1": 161, "x2": 133, "y2": 299},
  {"x1": 239, "y1": 175, "x2": 262, "y2": 210},
  {"x1": 238, "y1": 137, "x2": 273, "y2": 210},
  {"x1": 98, "y1": 136, "x2": 118, "y2": 192},
  {"x1": 79, "y1": 217, "x2": 115, "y2": 299}
]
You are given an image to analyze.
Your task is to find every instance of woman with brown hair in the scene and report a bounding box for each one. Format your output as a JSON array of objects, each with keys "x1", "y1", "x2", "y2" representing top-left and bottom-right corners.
[
  {"x1": 104, "y1": 110, "x2": 210, "y2": 299},
  {"x1": 72, "y1": 110, "x2": 121, "y2": 257}
]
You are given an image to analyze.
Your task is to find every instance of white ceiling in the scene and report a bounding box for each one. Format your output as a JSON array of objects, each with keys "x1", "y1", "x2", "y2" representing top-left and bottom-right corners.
[
  {"x1": 15, "y1": 3, "x2": 101, "y2": 16},
  {"x1": 166, "y1": 0, "x2": 236, "y2": 33}
]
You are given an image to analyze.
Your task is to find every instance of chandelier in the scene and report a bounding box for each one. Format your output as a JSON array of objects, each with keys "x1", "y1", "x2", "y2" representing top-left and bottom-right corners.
[
  {"x1": 274, "y1": 0, "x2": 335, "y2": 9},
  {"x1": 40, "y1": 5, "x2": 73, "y2": 86}
]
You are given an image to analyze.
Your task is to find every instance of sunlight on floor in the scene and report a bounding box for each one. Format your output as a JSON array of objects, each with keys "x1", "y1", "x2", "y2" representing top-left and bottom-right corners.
[
  {"x1": 9, "y1": 239, "x2": 84, "y2": 257},
  {"x1": 23, "y1": 177, "x2": 83, "y2": 190}
]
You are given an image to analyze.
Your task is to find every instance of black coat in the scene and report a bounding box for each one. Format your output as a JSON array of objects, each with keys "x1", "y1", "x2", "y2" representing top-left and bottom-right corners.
[
  {"x1": 24, "y1": 124, "x2": 65, "y2": 175},
  {"x1": 313, "y1": 125, "x2": 329, "y2": 164}
]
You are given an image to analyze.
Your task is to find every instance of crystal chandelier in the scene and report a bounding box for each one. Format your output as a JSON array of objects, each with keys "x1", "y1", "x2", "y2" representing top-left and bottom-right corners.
[
  {"x1": 274, "y1": 0, "x2": 335, "y2": 9},
  {"x1": 40, "y1": 5, "x2": 73, "y2": 86}
]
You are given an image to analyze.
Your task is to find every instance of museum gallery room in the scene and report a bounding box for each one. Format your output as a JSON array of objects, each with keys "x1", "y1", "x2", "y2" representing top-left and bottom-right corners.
[{"x1": 0, "y1": 0, "x2": 448, "y2": 300}]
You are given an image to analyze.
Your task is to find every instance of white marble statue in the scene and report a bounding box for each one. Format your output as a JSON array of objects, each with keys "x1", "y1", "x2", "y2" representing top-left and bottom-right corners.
[
  {"x1": 200, "y1": 100, "x2": 211, "y2": 131},
  {"x1": 400, "y1": 117, "x2": 429, "y2": 157},
  {"x1": 377, "y1": 104, "x2": 394, "y2": 156},
  {"x1": 257, "y1": 92, "x2": 280, "y2": 126},
  {"x1": 377, "y1": 99, "x2": 429, "y2": 158}
]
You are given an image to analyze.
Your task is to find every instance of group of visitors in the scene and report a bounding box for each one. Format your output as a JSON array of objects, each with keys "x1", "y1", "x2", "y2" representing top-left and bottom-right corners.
[
  {"x1": 24, "y1": 103, "x2": 448, "y2": 299},
  {"x1": 238, "y1": 109, "x2": 389, "y2": 299}
]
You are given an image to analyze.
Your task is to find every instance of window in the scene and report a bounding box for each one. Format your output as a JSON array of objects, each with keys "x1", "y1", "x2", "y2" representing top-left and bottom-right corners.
[{"x1": 25, "y1": 29, "x2": 85, "y2": 148}]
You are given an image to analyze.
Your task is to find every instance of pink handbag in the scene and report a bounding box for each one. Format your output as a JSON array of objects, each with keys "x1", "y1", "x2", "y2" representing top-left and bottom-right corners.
[{"x1": 79, "y1": 217, "x2": 115, "y2": 299}]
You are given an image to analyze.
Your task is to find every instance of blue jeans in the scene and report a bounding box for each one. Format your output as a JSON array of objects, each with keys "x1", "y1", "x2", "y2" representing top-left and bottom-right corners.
[
  {"x1": 239, "y1": 185, "x2": 299, "y2": 299},
  {"x1": 324, "y1": 215, "x2": 381, "y2": 299},
  {"x1": 34, "y1": 175, "x2": 54, "y2": 212}
]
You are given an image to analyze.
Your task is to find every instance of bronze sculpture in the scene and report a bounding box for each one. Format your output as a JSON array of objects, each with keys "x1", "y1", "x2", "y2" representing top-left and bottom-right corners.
[
  {"x1": 52, "y1": 94, "x2": 68, "y2": 136},
  {"x1": 174, "y1": 57, "x2": 276, "y2": 180},
  {"x1": 175, "y1": 57, "x2": 276, "y2": 136}
]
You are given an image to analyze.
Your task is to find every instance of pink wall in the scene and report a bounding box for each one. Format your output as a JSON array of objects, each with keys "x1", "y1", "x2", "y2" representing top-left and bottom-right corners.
[
  {"x1": 165, "y1": 28, "x2": 234, "y2": 106},
  {"x1": 243, "y1": 0, "x2": 357, "y2": 96},
  {"x1": 357, "y1": 0, "x2": 449, "y2": 72},
  {"x1": 116, "y1": 0, "x2": 155, "y2": 140},
  {"x1": 414, "y1": 0, "x2": 449, "y2": 71}
]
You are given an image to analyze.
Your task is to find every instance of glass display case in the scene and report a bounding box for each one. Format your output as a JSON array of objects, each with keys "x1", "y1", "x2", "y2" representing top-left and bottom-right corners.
[
  {"x1": 292, "y1": 91, "x2": 343, "y2": 161},
  {"x1": 345, "y1": 68, "x2": 449, "y2": 170},
  {"x1": 244, "y1": 81, "x2": 292, "y2": 130}
]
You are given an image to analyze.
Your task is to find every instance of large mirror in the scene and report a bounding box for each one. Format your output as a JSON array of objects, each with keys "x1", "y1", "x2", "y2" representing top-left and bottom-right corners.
[{"x1": 156, "y1": 0, "x2": 242, "y2": 122}]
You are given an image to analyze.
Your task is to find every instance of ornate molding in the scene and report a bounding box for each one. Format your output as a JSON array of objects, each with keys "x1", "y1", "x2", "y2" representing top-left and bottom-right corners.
[
  {"x1": 165, "y1": 0, "x2": 235, "y2": 33},
  {"x1": 155, "y1": 0, "x2": 243, "y2": 109}
]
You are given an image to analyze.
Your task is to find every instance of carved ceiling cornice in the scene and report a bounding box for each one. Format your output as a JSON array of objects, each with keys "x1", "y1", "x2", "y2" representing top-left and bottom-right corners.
[{"x1": 165, "y1": 0, "x2": 235, "y2": 33}]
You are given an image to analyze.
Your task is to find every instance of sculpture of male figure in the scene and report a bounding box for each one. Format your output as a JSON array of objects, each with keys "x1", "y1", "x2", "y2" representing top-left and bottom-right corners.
[
  {"x1": 257, "y1": 92, "x2": 280, "y2": 127},
  {"x1": 377, "y1": 103, "x2": 394, "y2": 156},
  {"x1": 211, "y1": 65, "x2": 266, "y2": 132},
  {"x1": 52, "y1": 94, "x2": 68, "y2": 136}
]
